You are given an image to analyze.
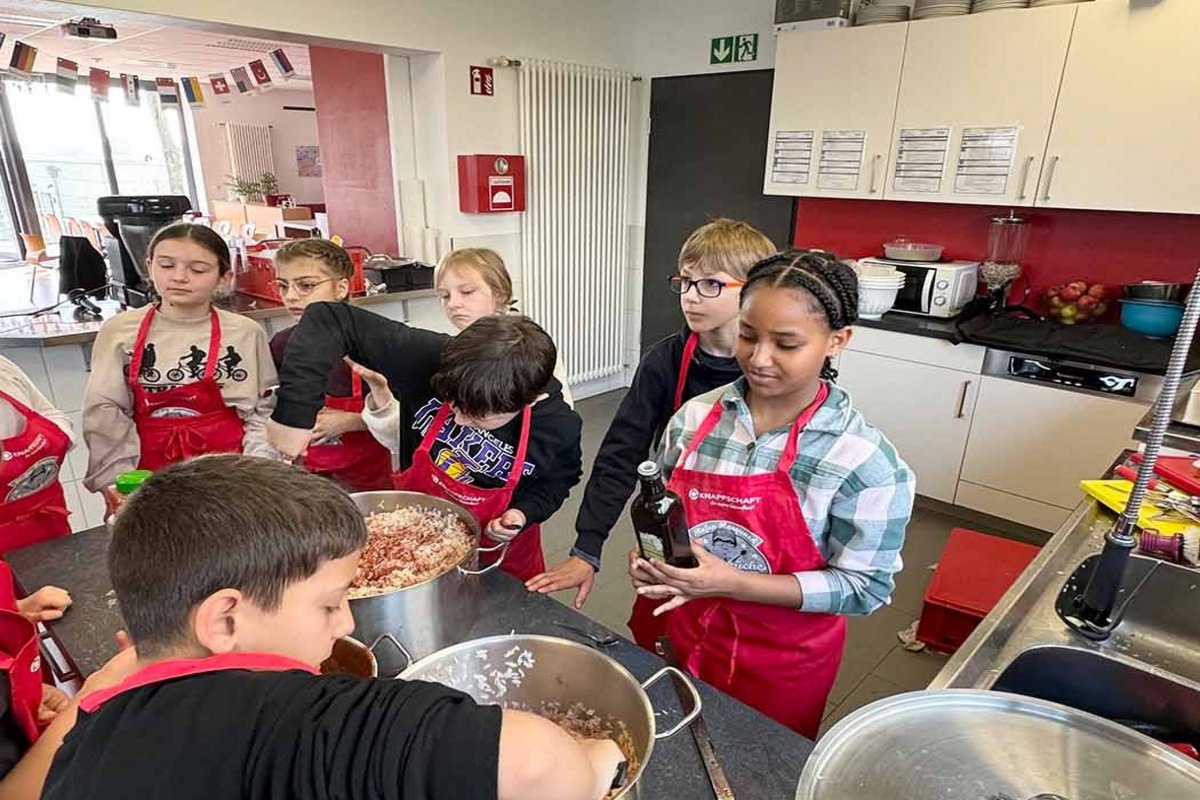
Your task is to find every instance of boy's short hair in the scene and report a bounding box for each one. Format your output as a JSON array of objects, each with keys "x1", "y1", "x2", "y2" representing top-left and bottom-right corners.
[
  {"x1": 430, "y1": 315, "x2": 556, "y2": 417},
  {"x1": 677, "y1": 218, "x2": 776, "y2": 281},
  {"x1": 275, "y1": 238, "x2": 356, "y2": 281},
  {"x1": 109, "y1": 456, "x2": 366, "y2": 659}
]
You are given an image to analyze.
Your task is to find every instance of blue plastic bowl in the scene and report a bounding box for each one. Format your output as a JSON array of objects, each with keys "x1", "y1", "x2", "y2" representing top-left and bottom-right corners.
[{"x1": 1120, "y1": 298, "x2": 1184, "y2": 338}]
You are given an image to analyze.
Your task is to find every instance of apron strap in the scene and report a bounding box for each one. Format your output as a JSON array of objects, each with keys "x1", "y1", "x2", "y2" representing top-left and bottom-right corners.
[
  {"x1": 350, "y1": 370, "x2": 363, "y2": 400},
  {"x1": 677, "y1": 397, "x2": 728, "y2": 471},
  {"x1": 776, "y1": 382, "x2": 830, "y2": 473},
  {"x1": 414, "y1": 402, "x2": 454, "y2": 457},
  {"x1": 127, "y1": 305, "x2": 158, "y2": 391},
  {"x1": 202, "y1": 309, "x2": 221, "y2": 382},
  {"x1": 503, "y1": 405, "x2": 534, "y2": 491},
  {"x1": 673, "y1": 332, "x2": 700, "y2": 412},
  {"x1": 0, "y1": 389, "x2": 35, "y2": 422}
]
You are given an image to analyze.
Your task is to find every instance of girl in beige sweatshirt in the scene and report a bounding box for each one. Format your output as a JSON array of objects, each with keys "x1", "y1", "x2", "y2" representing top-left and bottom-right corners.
[{"x1": 82, "y1": 224, "x2": 277, "y2": 496}]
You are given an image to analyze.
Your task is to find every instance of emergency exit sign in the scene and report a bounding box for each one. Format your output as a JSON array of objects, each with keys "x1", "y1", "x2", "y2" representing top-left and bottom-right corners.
[{"x1": 710, "y1": 33, "x2": 759, "y2": 65}]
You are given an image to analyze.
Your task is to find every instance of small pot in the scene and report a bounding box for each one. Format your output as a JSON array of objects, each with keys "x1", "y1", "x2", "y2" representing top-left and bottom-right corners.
[
  {"x1": 400, "y1": 634, "x2": 702, "y2": 799},
  {"x1": 1124, "y1": 281, "x2": 1191, "y2": 303},
  {"x1": 348, "y1": 491, "x2": 507, "y2": 663}
]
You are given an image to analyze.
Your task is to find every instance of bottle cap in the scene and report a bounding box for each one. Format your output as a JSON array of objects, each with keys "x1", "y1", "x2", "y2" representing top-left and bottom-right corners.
[
  {"x1": 115, "y1": 469, "x2": 154, "y2": 495},
  {"x1": 637, "y1": 461, "x2": 660, "y2": 479}
]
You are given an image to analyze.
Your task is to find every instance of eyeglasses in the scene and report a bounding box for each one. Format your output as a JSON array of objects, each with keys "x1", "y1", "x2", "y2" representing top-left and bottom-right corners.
[
  {"x1": 668, "y1": 275, "x2": 745, "y2": 298},
  {"x1": 274, "y1": 277, "x2": 336, "y2": 296}
]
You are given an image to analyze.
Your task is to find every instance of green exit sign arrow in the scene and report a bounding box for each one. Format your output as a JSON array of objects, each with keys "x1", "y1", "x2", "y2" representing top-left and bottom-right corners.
[{"x1": 710, "y1": 33, "x2": 759, "y2": 65}]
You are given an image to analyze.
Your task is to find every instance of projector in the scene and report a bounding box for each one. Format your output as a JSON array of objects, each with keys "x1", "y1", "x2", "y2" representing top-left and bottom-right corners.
[{"x1": 62, "y1": 18, "x2": 117, "y2": 40}]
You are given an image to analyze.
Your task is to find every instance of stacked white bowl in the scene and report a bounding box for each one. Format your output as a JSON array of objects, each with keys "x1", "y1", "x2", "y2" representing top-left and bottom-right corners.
[{"x1": 855, "y1": 262, "x2": 906, "y2": 320}]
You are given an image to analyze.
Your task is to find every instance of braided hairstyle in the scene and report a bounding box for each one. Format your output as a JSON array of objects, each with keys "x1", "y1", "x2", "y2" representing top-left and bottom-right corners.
[{"x1": 740, "y1": 249, "x2": 859, "y2": 381}]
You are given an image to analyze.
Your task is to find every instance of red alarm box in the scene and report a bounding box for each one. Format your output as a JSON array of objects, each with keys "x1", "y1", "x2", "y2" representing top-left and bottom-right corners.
[{"x1": 457, "y1": 154, "x2": 526, "y2": 214}]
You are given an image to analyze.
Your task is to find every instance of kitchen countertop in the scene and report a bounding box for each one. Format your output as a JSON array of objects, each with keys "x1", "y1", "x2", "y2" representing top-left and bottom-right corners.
[
  {"x1": 8, "y1": 526, "x2": 811, "y2": 799},
  {"x1": 855, "y1": 312, "x2": 961, "y2": 343},
  {"x1": 0, "y1": 289, "x2": 439, "y2": 348}
]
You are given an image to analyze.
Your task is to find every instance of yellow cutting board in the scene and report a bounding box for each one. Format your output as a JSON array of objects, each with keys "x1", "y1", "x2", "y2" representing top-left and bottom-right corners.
[{"x1": 1080, "y1": 480, "x2": 1194, "y2": 537}]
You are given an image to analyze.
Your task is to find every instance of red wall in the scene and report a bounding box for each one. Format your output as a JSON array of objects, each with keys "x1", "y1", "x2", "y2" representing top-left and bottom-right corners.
[
  {"x1": 793, "y1": 199, "x2": 1200, "y2": 293},
  {"x1": 309, "y1": 46, "x2": 398, "y2": 255}
]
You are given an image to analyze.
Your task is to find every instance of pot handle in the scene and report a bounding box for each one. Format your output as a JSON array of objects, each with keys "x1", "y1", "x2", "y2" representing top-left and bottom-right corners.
[
  {"x1": 459, "y1": 540, "x2": 509, "y2": 576},
  {"x1": 641, "y1": 666, "x2": 702, "y2": 739},
  {"x1": 368, "y1": 632, "x2": 413, "y2": 678}
]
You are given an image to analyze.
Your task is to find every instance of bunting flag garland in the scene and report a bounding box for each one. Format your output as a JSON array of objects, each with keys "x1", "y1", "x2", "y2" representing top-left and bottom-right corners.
[
  {"x1": 180, "y1": 76, "x2": 204, "y2": 107},
  {"x1": 229, "y1": 66, "x2": 253, "y2": 94},
  {"x1": 269, "y1": 49, "x2": 295, "y2": 80},
  {"x1": 121, "y1": 73, "x2": 140, "y2": 106},
  {"x1": 155, "y1": 77, "x2": 179, "y2": 106},
  {"x1": 248, "y1": 59, "x2": 272, "y2": 89},
  {"x1": 9, "y1": 41, "x2": 36, "y2": 75},
  {"x1": 89, "y1": 67, "x2": 110, "y2": 102},
  {"x1": 209, "y1": 73, "x2": 232, "y2": 103},
  {"x1": 55, "y1": 58, "x2": 78, "y2": 94}
]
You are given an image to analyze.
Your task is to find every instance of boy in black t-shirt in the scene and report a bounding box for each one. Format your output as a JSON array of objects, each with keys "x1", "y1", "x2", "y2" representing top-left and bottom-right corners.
[{"x1": 42, "y1": 456, "x2": 624, "y2": 800}]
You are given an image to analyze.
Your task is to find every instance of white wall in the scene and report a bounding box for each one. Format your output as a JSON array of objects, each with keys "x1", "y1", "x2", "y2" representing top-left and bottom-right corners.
[{"x1": 188, "y1": 87, "x2": 324, "y2": 206}]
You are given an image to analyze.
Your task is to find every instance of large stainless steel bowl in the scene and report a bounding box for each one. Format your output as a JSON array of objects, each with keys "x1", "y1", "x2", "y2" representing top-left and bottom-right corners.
[
  {"x1": 401, "y1": 634, "x2": 701, "y2": 799},
  {"x1": 348, "y1": 491, "x2": 507, "y2": 664},
  {"x1": 1124, "y1": 281, "x2": 1191, "y2": 302}
]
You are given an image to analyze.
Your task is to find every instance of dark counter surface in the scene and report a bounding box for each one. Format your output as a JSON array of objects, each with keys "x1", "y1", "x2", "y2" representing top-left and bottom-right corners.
[
  {"x1": 855, "y1": 312, "x2": 961, "y2": 343},
  {"x1": 8, "y1": 527, "x2": 811, "y2": 799}
]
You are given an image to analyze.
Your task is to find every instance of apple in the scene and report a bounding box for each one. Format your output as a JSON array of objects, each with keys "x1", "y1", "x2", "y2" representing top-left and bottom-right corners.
[
  {"x1": 1048, "y1": 305, "x2": 1063, "y2": 318},
  {"x1": 1060, "y1": 286, "x2": 1083, "y2": 302},
  {"x1": 1075, "y1": 308, "x2": 1092, "y2": 321},
  {"x1": 1048, "y1": 295, "x2": 1065, "y2": 308},
  {"x1": 1077, "y1": 294, "x2": 1099, "y2": 311},
  {"x1": 1087, "y1": 284, "x2": 1109, "y2": 300},
  {"x1": 1046, "y1": 285, "x2": 1063, "y2": 298},
  {"x1": 1060, "y1": 304, "x2": 1078, "y2": 319},
  {"x1": 1067, "y1": 280, "x2": 1089, "y2": 294},
  {"x1": 1095, "y1": 301, "x2": 1108, "y2": 315}
]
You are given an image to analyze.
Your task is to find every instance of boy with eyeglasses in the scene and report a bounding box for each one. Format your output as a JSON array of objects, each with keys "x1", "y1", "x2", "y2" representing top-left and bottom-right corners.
[{"x1": 526, "y1": 219, "x2": 776, "y2": 625}]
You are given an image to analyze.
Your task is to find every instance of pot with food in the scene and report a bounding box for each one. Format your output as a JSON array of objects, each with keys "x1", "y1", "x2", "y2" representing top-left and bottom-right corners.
[
  {"x1": 400, "y1": 634, "x2": 702, "y2": 799},
  {"x1": 347, "y1": 491, "x2": 506, "y2": 665}
]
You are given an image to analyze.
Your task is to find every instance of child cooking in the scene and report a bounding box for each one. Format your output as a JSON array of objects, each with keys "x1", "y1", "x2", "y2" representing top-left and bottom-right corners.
[
  {"x1": 530, "y1": 219, "x2": 774, "y2": 616},
  {"x1": 630, "y1": 250, "x2": 914, "y2": 738},
  {"x1": 435, "y1": 247, "x2": 574, "y2": 407},
  {"x1": 269, "y1": 307, "x2": 582, "y2": 583},
  {"x1": 268, "y1": 239, "x2": 391, "y2": 491},
  {"x1": 43, "y1": 456, "x2": 624, "y2": 800},
  {"x1": 82, "y1": 223, "x2": 277, "y2": 507}
]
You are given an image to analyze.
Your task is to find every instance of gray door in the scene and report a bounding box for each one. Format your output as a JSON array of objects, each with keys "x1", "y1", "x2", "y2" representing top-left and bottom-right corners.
[{"x1": 641, "y1": 69, "x2": 795, "y2": 352}]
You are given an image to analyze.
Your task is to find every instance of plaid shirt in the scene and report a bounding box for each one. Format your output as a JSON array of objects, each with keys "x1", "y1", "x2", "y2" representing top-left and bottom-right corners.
[{"x1": 662, "y1": 378, "x2": 914, "y2": 616}]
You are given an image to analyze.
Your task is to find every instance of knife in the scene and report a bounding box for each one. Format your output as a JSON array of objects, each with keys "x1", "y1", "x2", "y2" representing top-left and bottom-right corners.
[{"x1": 656, "y1": 637, "x2": 735, "y2": 800}]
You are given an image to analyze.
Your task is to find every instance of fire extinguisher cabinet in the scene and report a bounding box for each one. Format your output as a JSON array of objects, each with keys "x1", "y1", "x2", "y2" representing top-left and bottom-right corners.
[{"x1": 457, "y1": 154, "x2": 526, "y2": 213}]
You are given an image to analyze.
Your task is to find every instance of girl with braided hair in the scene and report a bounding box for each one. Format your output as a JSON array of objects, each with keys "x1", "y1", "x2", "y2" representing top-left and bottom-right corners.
[{"x1": 629, "y1": 249, "x2": 914, "y2": 737}]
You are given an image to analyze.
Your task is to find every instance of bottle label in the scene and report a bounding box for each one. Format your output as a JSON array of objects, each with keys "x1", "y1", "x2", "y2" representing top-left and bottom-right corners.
[{"x1": 637, "y1": 533, "x2": 665, "y2": 562}]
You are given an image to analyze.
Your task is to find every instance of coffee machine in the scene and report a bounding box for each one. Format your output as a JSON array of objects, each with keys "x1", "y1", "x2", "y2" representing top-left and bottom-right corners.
[{"x1": 98, "y1": 195, "x2": 191, "y2": 307}]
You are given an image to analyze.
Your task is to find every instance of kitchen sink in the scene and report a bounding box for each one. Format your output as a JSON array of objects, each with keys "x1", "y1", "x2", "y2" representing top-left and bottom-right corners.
[
  {"x1": 1057, "y1": 552, "x2": 1200, "y2": 684},
  {"x1": 992, "y1": 645, "x2": 1200, "y2": 742}
]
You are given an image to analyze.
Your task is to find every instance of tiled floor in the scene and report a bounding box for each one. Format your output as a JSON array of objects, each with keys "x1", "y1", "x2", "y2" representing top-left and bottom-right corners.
[{"x1": 540, "y1": 389, "x2": 1044, "y2": 738}]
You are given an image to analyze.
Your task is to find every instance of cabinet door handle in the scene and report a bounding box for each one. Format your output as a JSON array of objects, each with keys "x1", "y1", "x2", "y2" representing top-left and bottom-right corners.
[
  {"x1": 1041, "y1": 155, "x2": 1060, "y2": 202},
  {"x1": 1016, "y1": 155, "x2": 1035, "y2": 200},
  {"x1": 955, "y1": 380, "x2": 971, "y2": 419},
  {"x1": 868, "y1": 154, "x2": 882, "y2": 194}
]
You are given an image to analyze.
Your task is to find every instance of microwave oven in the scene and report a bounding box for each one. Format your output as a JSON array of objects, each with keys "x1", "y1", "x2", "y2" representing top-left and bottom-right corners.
[{"x1": 858, "y1": 257, "x2": 980, "y2": 318}]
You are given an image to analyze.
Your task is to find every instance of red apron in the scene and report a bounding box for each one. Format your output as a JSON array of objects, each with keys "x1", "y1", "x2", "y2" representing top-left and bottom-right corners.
[
  {"x1": 80, "y1": 651, "x2": 318, "y2": 714},
  {"x1": 662, "y1": 384, "x2": 845, "y2": 738},
  {"x1": 0, "y1": 562, "x2": 45, "y2": 744},
  {"x1": 303, "y1": 374, "x2": 393, "y2": 492},
  {"x1": 392, "y1": 402, "x2": 545, "y2": 582},
  {"x1": 0, "y1": 390, "x2": 71, "y2": 552},
  {"x1": 129, "y1": 307, "x2": 245, "y2": 471},
  {"x1": 629, "y1": 331, "x2": 699, "y2": 649}
]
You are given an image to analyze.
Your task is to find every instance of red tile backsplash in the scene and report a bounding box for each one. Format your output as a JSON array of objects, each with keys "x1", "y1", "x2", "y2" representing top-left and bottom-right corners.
[{"x1": 793, "y1": 198, "x2": 1200, "y2": 293}]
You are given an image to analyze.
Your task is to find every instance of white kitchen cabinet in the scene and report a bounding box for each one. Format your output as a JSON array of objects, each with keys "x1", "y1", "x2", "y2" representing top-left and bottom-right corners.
[
  {"x1": 837, "y1": 348, "x2": 978, "y2": 504},
  {"x1": 958, "y1": 375, "x2": 1149, "y2": 529},
  {"x1": 883, "y1": 6, "x2": 1076, "y2": 206},
  {"x1": 1037, "y1": 1, "x2": 1200, "y2": 213},
  {"x1": 764, "y1": 24, "x2": 908, "y2": 199}
]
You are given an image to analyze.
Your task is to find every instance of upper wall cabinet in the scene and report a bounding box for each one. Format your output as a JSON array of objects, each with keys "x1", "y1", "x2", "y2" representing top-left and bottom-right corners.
[
  {"x1": 1036, "y1": 2, "x2": 1200, "y2": 213},
  {"x1": 763, "y1": 24, "x2": 908, "y2": 199},
  {"x1": 882, "y1": 7, "x2": 1075, "y2": 207}
]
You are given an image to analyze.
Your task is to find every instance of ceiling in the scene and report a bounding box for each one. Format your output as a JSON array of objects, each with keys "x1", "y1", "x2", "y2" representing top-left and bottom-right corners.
[{"x1": 0, "y1": 1, "x2": 312, "y2": 85}]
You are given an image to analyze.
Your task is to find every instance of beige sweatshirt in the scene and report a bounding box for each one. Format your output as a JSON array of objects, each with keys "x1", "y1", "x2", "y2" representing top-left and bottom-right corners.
[
  {"x1": 0, "y1": 355, "x2": 74, "y2": 444},
  {"x1": 82, "y1": 305, "x2": 278, "y2": 492}
]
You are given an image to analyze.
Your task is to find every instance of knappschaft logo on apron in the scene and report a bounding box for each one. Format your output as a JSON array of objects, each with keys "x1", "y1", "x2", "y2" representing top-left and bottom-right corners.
[{"x1": 687, "y1": 487, "x2": 763, "y2": 513}]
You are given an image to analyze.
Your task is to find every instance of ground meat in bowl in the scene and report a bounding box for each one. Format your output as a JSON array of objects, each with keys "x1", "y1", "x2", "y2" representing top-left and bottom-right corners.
[{"x1": 350, "y1": 505, "x2": 474, "y2": 598}]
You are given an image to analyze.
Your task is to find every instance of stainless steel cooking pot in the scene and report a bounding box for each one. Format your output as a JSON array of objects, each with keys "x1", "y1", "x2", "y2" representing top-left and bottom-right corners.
[
  {"x1": 400, "y1": 634, "x2": 702, "y2": 799},
  {"x1": 348, "y1": 491, "x2": 507, "y2": 662}
]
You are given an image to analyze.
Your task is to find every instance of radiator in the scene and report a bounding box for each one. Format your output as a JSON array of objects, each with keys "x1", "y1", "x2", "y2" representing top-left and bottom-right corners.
[
  {"x1": 518, "y1": 59, "x2": 634, "y2": 384},
  {"x1": 223, "y1": 122, "x2": 275, "y2": 182}
]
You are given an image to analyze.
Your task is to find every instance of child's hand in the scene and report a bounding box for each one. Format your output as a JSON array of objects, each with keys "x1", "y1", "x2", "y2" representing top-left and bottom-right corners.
[
  {"x1": 37, "y1": 684, "x2": 70, "y2": 724},
  {"x1": 310, "y1": 409, "x2": 363, "y2": 446},
  {"x1": 627, "y1": 548, "x2": 657, "y2": 589},
  {"x1": 17, "y1": 585, "x2": 72, "y2": 622},
  {"x1": 102, "y1": 486, "x2": 124, "y2": 523},
  {"x1": 526, "y1": 557, "x2": 596, "y2": 609},
  {"x1": 485, "y1": 509, "x2": 526, "y2": 542},
  {"x1": 636, "y1": 545, "x2": 742, "y2": 615},
  {"x1": 344, "y1": 358, "x2": 394, "y2": 410},
  {"x1": 267, "y1": 419, "x2": 312, "y2": 463}
]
